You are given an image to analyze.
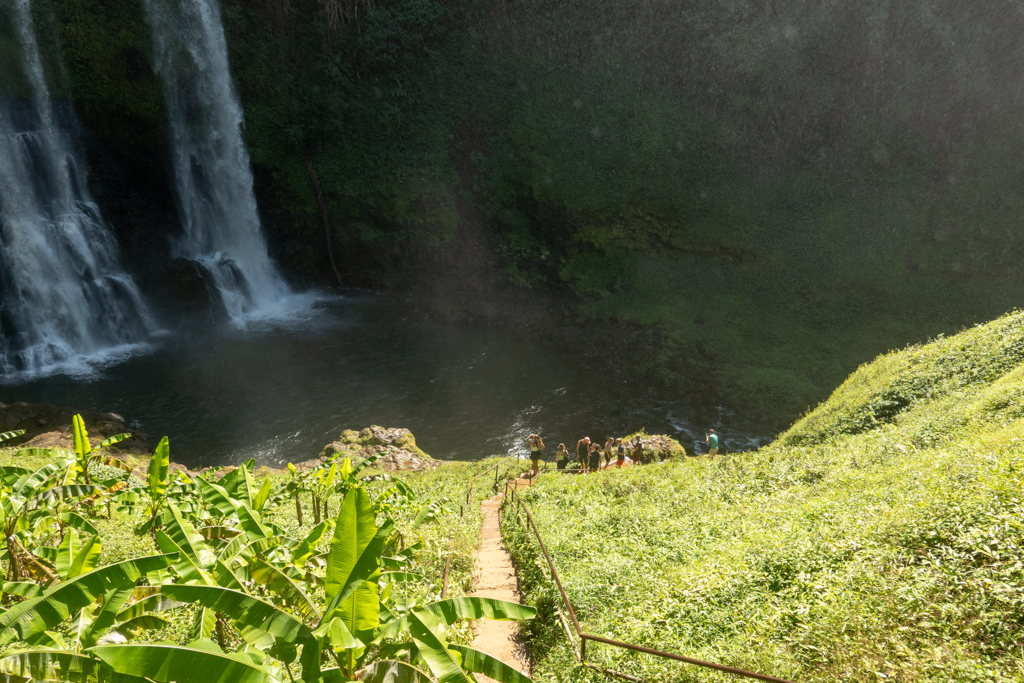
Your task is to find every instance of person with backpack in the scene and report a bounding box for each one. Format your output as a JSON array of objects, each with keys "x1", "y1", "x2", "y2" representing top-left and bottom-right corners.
[{"x1": 631, "y1": 437, "x2": 644, "y2": 464}]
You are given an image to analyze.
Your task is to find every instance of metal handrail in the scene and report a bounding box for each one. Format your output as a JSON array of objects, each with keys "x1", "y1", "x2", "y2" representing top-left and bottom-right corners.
[
  {"x1": 440, "y1": 453, "x2": 525, "y2": 598},
  {"x1": 504, "y1": 482, "x2": 798, "y2": 683}
]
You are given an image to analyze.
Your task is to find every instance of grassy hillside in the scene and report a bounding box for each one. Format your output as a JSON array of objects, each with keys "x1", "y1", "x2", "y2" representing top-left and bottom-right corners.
[{"x1": 503, "y1": 312, "x2": 1024, "y2": 682}]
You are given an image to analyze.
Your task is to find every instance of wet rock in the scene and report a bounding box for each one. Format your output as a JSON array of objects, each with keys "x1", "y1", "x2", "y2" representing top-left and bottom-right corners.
[{"x1": 0, "y1": 401, "x2": 148, "y2": 454}]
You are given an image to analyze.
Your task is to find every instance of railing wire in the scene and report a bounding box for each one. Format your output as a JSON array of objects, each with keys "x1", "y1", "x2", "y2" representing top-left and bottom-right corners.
[{"x1": 503, "y1": 480, "x2": 798, "y2": 683}]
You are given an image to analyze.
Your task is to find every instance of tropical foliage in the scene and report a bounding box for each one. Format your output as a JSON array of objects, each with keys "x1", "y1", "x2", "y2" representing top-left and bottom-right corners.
[{"x1": 0, "y1": 419, "x2": 534, "y2": 682}]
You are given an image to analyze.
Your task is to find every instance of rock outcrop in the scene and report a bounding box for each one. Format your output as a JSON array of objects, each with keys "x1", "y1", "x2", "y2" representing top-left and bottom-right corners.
[
  {"x1": 0, "y1": 402, "x2": 149, "y2": 454},
  {"x1": 311, "y1": 425, "x2": 438, "y2": 472}
]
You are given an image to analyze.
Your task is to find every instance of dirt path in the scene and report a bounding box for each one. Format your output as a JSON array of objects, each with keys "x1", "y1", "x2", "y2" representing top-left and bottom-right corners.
[{"x1": 468, "y1": 487, "x2": 530, "y2": 682}]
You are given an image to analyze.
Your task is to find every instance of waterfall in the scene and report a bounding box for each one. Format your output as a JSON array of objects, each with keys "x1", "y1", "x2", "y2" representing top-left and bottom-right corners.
[
  {"x1": 143, "y1": 0, "x2": 293, "y2": 323},
  {"x1": 0, "y1": 0, "x2": 154, "y2": 377}
]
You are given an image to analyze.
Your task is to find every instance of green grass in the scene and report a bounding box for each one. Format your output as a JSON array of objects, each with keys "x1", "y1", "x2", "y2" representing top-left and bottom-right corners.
[{"x1": 503, "y1": 311, "x2": 1024, "y2": 682}]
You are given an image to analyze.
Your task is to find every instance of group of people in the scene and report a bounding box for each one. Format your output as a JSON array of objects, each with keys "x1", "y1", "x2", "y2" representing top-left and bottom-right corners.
[
  {"x1": 524, "y1": 433, "x2": 644, "y2": 477},
  {"x1": 523, "y1": 428, "x2": 723, "y2": 477}
]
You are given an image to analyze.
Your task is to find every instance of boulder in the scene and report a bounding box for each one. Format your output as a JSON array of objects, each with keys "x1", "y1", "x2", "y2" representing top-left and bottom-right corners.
[{"x1": 316, "y1": 426, "x2": 437, "y2": 472}]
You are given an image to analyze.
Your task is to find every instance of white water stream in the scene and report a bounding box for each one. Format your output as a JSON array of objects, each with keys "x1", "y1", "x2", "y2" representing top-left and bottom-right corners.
[
  {"x1": 143, "y1": 0, "x2": 295, "y2": 323},
  {"x1": 0, "y1": 0, "x2": 154, "y2": 377}
]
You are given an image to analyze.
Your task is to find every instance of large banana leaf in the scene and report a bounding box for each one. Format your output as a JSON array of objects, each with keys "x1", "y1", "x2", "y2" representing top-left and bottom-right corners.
[
  {"x1": 0, "y1": 429, "x2": 25, "y2": 443},
  {"x1": 56, "y1": 530, "x2": 101, "y2": 580},
  {"x1": 56, "y1": 529, "x2": 83, "y2": 581},
  {"x1": 80, "y1": 587, "x2": 134, "y2": 648},
  {"x1": 97, "y1": 433, "x2": 131, "y2": 449},
  {"x1": 2, "y1": 582, "x2": 43, "y2": 599},
  {"x1": 407, "y1": 609, "x2": 472, "y2": 683},
  {"x1": 90, "y1": 642, "x2": 278, "y2": 683},
  {"x1": 449, "y1": 645, "x2": 532, "y2": 683},
  {"x1": 0, "y1": 554, "x2": 176, "y2": 640},
  {"x1": 322, "y1": 488, "x2": 392, "y2": 645},
  {"x1": 380, "y1": 571, "x2": 425, "y2": 583},
  {"x1": 426, "y1": 598, "x2": 536, "y2": 625},
  {"x1": 27, "y1": 484, "x2": 102, "y2": 507},
  {"x1": 199, "y1": 526, "x2": 242, "y2": 541},
  {"x1": 163, "y1": 504, "x2": 216, "y2": 570},
  {"x1": 13, "y1": 459, "x2": 75, "y2": 495},
  {"x1": 0, "y1": 649, "x2": 110, "y2": 682},
  {"x1": 58, "y1": 511, "x2": 99, "y2": 536},
  {"x1": 289, "y1": 519, "x2": 333, "y2": 568},
  {"x1": 253, "y1": 478, "x2": 274, "y2": 513},
  {"x1": 240, "y1": 465, "x2": 260, "y2": 510},
  {"x1": 236, "y1": 505, "x2": 272, "y2": 541},
  {"x1": 115, "y1": 593, "x2": 185, "y2": 623},
  {"x1": 0, "y1": 466, "x2": 30, "y2": 486},
  {"x1": 196, "y1": 477, "x2": 238, "y2": 517},
  {"x1": 155, "y1": 531, "x2": 208, "y2": 584},
  {"x1": 359, "y1": 659, "x2": 433, "y2": 683},
  {"x1": 148, "y1": 437, "x2": 170, "y2": 500},
  {"x1": 160, "y1": 585, "x2": 314, "y2": 646},
  {"x1": 249, "y1": 559, "x2": 320, "y2": 621},
  {"x1": 213, "y1": 560, "x2": 246, "y2": 590},
  {"x1": 161, "y1": 585, "x2": 321, "y2": 681},
  {"x1": 72, "y1": 415, "x2": 91, "y2": 460}
]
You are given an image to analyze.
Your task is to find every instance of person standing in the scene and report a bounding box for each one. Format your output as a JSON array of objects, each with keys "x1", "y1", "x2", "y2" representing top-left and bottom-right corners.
[
  {"x1": 604, "y1": 437, "x2": 615, "y2": 467},
  {"x1": 577, "y1": 436, "x2": 591, "y2": 473},
  {"x1": 632, "y1": 437, "x2": 644, "y2": 464},
  {"x1": 555, "y1": 443, "x2": 569, "y2": 471},
  {"x1": 615, "y1": 440, "x2": 626, "y2": 468},
  {"x1": 706, "y1": 429, "x2": 719, "y2": 457},
  {"x1": 526, "y1": 433, "x2": 545, "y2": 477},
  {"x1": 589, "y1": 441, "x2": 602, "y2": 473}
]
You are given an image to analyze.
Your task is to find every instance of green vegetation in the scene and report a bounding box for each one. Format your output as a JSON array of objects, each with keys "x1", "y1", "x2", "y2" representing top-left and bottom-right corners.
[
  {"x1": 503, "y1": 312, "x2": 1024, "y2": 681},
  {"x1": 10, "y1": 0, "x2": 1024, "y2": 424},
  {"x1": 0, "y1": 420, "x2": 531, "y2": 682}
]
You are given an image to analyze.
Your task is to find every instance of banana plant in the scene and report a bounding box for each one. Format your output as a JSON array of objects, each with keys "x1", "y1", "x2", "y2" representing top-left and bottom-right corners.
[
  {"x1": 0, "y1": 552, "x2": 176, "y2": 670},
  {"x1": 130, "y1": 437, "x2": 170, "y2": 536},
  {"x1": 0, "y1": 429, "x2": 25, "y2": 444},
  {"x1": 1, "y1": 459, "x2": 101, "y2": 582},
  {"x1": 96, "y1": 487, "x2": 535, "y2": 683},
  {"x1": 70, "y1": 414, "x2": 131, "y2": 485},
  {"x1": 308, "y1": 462, "x2": 337, "y2": 525}
]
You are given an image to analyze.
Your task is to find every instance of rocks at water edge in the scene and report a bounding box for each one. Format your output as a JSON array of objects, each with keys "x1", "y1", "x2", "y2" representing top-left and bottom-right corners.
[
  {"x1": 0, "y1": 401, "x2": 149, "y2": 455},
  {"x1": 304, "y1": 425, "x2": 438, "y2": 473}
]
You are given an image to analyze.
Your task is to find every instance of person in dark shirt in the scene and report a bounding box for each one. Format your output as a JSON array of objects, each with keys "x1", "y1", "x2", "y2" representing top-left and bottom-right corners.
[
  {"x1": 604, "y1": 437, "x2": 615, "y2": 467},
  {"x1": 589, "y1": 442, "x2": 602, "y2": 473},
  {"x1": 576, "y1": 436, "x2": 592, "y2": 473},
  {"x1": 631, "y1": 437, "x2": 643, "y2": 464},
  {"x1": 616, "y1": 442, "x2": 626, "y2": 468}
]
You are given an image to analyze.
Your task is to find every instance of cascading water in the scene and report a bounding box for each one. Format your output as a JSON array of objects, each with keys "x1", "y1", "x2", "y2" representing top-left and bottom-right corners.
[
  {"x1": 0, "y1": 0, "x2": 154, "y2": 377},
  {"x1": 143, "y1": 0, "x2": 293, "y2": 322}
]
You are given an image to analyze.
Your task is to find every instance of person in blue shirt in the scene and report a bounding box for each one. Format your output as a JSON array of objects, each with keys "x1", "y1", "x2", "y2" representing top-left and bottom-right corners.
[{"x1": 705, "y1": 429, "x2": 719, "y2": 457}]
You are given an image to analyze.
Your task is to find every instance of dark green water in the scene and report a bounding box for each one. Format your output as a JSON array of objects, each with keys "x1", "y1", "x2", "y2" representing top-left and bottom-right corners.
[{"x1": 0, "y1": 293, "x2": 762, "y2": 467}]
